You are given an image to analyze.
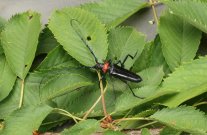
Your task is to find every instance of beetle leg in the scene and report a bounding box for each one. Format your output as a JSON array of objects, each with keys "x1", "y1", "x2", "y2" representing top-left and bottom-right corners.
[
  {"x1": 115, "y1": 52, "x2": 138, "y2": 68},
  {"x1": 120, "y1": 79, "x2": 144, "y2": 99}
]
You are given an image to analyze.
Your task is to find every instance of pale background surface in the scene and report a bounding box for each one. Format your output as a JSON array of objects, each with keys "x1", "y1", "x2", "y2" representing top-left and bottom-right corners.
[{"x1": 0, "y1": 0, "x2": 165, "y2": 40}]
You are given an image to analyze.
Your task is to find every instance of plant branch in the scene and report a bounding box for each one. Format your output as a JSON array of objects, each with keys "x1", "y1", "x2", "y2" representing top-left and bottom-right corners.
[
  {"x1": 83, "y1": 81, "x2": 108, "y2": 119},
  {"x1": 53, "y1": 108, "x2": 84, "y2": 123},
  {"x1": 149, "y1": 0, "x2": 159, "y2": 25},
  {"x1": 19, "y1": 79, "x2": 25, "y2": 108},
  {"x1": 97, "y1": 71, "x2": 108, "y2": 117},
  {"x1": 113, "y1": 117, "x2": 152, "y2": 124},
  {"x1": 193, "y1": 101, "x2": 207, "y2": 107},
  {"x1": 137, "y1": 121, "x2": 158, "y2": 129},
  {"x1": 41, "y1": 119, "x2": 68, "y2": 126}
]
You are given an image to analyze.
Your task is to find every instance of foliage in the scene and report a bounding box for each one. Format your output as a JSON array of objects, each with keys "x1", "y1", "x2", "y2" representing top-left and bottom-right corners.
[
  {"x1": 1, "y1": 104, "x2": 52, "y2": 135},
  {"x1": 0, "y1": 55, "x2": 16, "y2": 101},
  {"x1": 1, "y1": 11, "x2": 41, "y2": 79},
  {"x1": 159, "y1": 11, "x2": 202, "y2": 71},
  {"x1": 141, "y1": 128, "x2": 151, "y2": 135},
  {"x1": 151, "y1": 106, "x2": 207, "y2": 134},
  {"x1": 48, "y1": 7, "x2": 108, "y2": 67},
  {"x1": 81, "y1": 0, "x2": 148, "y2": 28},
  {"x1": 61, "y1": 119, "x2": 100, "y2": 135},
  {"x1": 0, "y1": 0, "x2": 207, "y2": 134}
]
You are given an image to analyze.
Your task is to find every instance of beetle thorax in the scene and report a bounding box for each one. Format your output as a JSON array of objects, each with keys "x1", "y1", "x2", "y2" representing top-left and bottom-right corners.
[
  {"x1": 102, "y1": 62, "x2": 110, "y2": 73},
  {"x1": 94, "y1": 61, "x2": 111, "y2": 73}
]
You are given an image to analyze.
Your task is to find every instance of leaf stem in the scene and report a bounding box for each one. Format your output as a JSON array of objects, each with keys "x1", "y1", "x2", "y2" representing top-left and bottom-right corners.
[
  {"x1": 149, "y1": 0, "x2": 159, "y2": 25},
  {"x1": 83, "y1": 81, "x2": 108, "y2": 119},
  {"x1": 193, "y1": 101, "x2": 207, "y2": 107},
  {"x1": 113, "y1": 117, "x2": 152, "y2": 124},
  {"x1": 137, "y1": 121, "x2": 158, "y2": 129},
  {"x1": 41, "y1": 119, "x2": 68, "y2": 126},
  {"x1": 53, "y1": 108, "x2": 84, "y2": 123},
  {"x1": 97, "y1": 71, "x2": 108, "y2": 117},
  {"x1": 19, "y1": 79, "x2": 25, "y2": 108}
]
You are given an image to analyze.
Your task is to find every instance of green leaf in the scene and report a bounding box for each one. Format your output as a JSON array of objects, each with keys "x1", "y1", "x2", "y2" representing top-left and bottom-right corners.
[
  {"x1": 0, "y1": 17, "x2": 6, "y2": 55},
  {"x1": 0, "y1": 54, "x2": 16, "y2": 101},
  {"x1": 1, "y1": 11, "x2": 41, "y2": 79},
  {"x1": 133, "y1": 42, "x2": 153, "y2": 72},
  {"x1": 137, "y1": 66, "x2": 164, "y2": 87},
  {"x1": 159, "y1": 11, "x2": 202, "y2": 71},
  {"x1": 160, "y1": 127, "x2": 181, "y2": 135},
  {"x1": 0, "y1": 45, "x2": 3, "y2": 55},
  {"x1": 159, "y1": 56, "x2": 207, "y2": 107},
  {"x1": 1, "y1": 45, "x2": 95, "y2": 116},
  {"x1": 0, "y1": 64, "x2": 93, "y2": 119},
  {"x1": 0, "y1": 16, "x2": 6, "y2": 30},
  {"x1": 114, "y1": 86, "x2": 176, "y2": 112},
  {"x1": 161, "y1": 0, "x2": 207, "y2": 33},
  {"x1": 82, "y1": 0, "x2": 148, "y2": 28},
  {"x1": 103, "y1": 130, "x2": 125, "y2": 135},
  {"x1": 36, "y1": 27, "x2": 58, "y2": 55},
  {"x1": 1, "y1": 104, "x2": 52, "y2": 135},
  {"x1": 107, "y1": 27, "x2": 146, "y2": 69},
  {"x1": 114, "y1": 86, "x2": 155, "y2": 112},
  {"x1": 61, "y1": 119, "x2": 99, "y2": 135},
  {"x1": 37, "y1": 45, "x2": 96, "y2": 103},
  {"x1": 0, "y1": 46, "x2": 3, "y2": 55},
  {"x1": 53, "y1": 85, "x2": 117, "y2": 117},
  {"x1": 133, "y1": 35, "x2": 169, "y2": 74},
  {"x1": 39, "y1": 71, "x2": 94, "y2": 102},
  {"x1": 0, "y1": 66, "x2": 84, "y2": 119},
  {"x1": 37, "y1": 46, "x2": 80, "y2": 70},
  {"x1": 0, "y1": 72, "x2": 43, "y2": 118},
  {"x1": 118, "y1": 109, "x2": 156, "y2": 129},
  {"x1": 141, "y1": 128, "x2": 151, "y2": 135},
  {"x1": 48, "y1": 7, "x2": 108, "y2": 67},
  {"x1": 150, "y1": 106, "x2": 207, "y2": 134},
  {"x1": 150, "y1": 35, "x2": 170, "y2": 74}
]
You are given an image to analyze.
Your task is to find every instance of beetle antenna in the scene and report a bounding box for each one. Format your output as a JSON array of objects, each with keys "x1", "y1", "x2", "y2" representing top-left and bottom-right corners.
[{"x1": 70, "y1": 19, "x2": 98, "y2": 63}]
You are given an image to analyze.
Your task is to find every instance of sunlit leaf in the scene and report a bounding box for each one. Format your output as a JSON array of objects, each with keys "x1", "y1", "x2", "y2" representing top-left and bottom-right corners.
[
  {"x1": 133, "y1": 35, "x2": 169, "y2": 74},
  {"x1": 1, "y1": 104, "x2": 52, "y2": 135},
  {"x1": 138, "y1": 66, "x2": 164, "y2": 87},
  {"x1": 114, "y1": 86, "x2": 176, "y2": 112},
  {"x1": 53, "y1": 85, "x2": 117, "y2": 117},
  {"x1": 61, "y1": 119, "x2": 99, "y2": 135},
  {"x1": 107, "y1": 27, "x2": 146, "y2": 69},
  {"x1": 151, "y1": 106, "x2": 207, "y2": 134},
  {"x1": 0, "y1": 54, "x2": 16, "y2": 101},
  {"x1": 39, "y1": 71, "x2": 94, "y2": 102},
  {"x1": 82, "y1": 0, "x2": 148, "y2": 28},
  {"x1": 160, "y1": 127, "x2": 181, "y2": 135},
  {"x1": 161, "y1": 0, "x2": 207, "y2": 33},
  {"x1": 0, "y1": 73, "x2": 43, "y2": 118},
  {"x1": 48, "y1": 7, "x2": 108, "y2": 67},
  {"x1": 159, "y1": 11, "x2": 201, "y2": 71},
  {"x1": 0, "y1": 67, "x2": 93, "y2": 118},
  {"x1": 159, "y1": 56, "x2": 207, "y2": 107},
  {"x1": 1, "y1": 11, "x2": 41, "y2": 79},
  {"x1": 0, "y1": 17, "x2": 6, "y2": 55},
  {"x1": 141, "y1": 128, "x2": 151, "y2": 135}
]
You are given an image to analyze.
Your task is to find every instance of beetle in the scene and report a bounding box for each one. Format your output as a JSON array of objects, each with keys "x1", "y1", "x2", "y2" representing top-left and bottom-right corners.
[{"x1": 70, "y1": 19, "x2": 143, "y2": 99}]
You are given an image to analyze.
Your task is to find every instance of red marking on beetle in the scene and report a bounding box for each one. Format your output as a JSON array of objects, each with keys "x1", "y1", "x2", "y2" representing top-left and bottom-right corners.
[{"x1": 102, "y1": 62, "x2": 110, "y2": 73}]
